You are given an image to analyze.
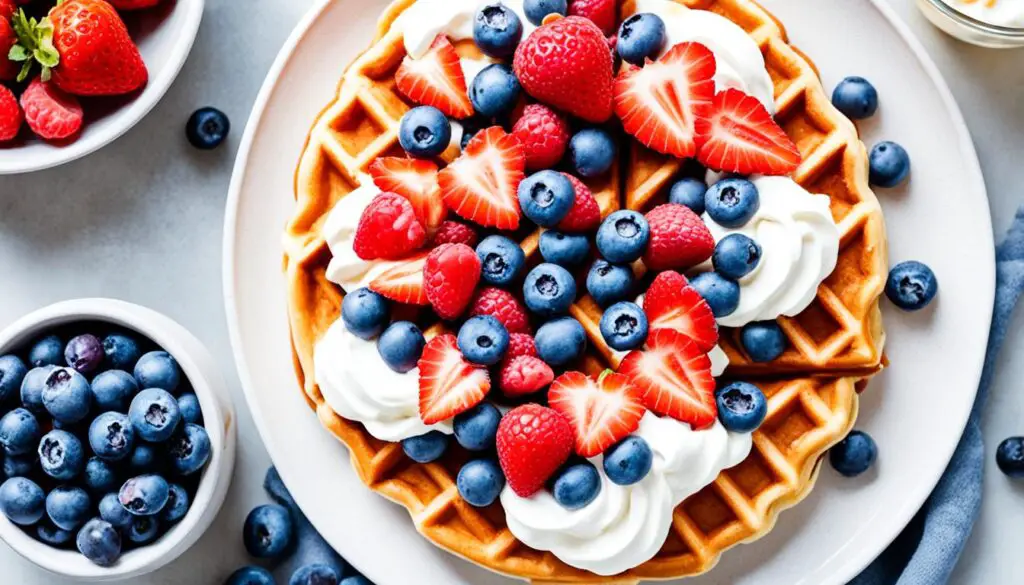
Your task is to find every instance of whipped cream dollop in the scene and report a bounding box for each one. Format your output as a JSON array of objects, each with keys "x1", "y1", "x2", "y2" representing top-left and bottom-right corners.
[
  {"x1": 702, "y1": 175, "x2": 839, "y2": 328},
  {"x1": 323, "y1": 180, "x2": 407, "y2": 294},
  {"x1": 501, "y1": 413, "x2": 751, "y2": 576},
  {"x1": 634, "y1": 0, "x2": 776, "y2": 112},
  {"x1": 315, "y1": 319, "x2": 453, "y2": 442},
  {"x1": 945, "y1": 0, "x2": 1024, "y2": 27}
]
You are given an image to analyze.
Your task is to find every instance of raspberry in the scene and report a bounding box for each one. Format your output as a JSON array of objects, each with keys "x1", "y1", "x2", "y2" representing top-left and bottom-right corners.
[
  {"x1": 499, "y1": 355, "x2": 555, "y2": 397},
  {"x1": 512, "y1": 104, "x2": 570, "y2": 171},
  {"x1": 0, "y1": 85, "x2": 22, "y2": 142},
  {"x1": 423, "y1": 243, "x2": 482, "y2": 320},
  {"x1": 469, "y1": 287, "x2": 532, "y2": 334},
  {"x1": 432, "y1": 220, "x2": 478, "y2": 247},
  {"x1": 352, "y1": 193, "x2": 427, "y2": 260},
  {"x1": 496, "y1": 404, "x2": 574, "y2": 497},
  {"x1": 20, "y1": 78, "x2": 83, "y2": 141},
  {"x1": 643, "y1": 203, "x2": 715, "y2": 271},
  {"x1": 557, "y1": 173, "x2": 601, "y2": 232},
  {"x1": 505, "y1": 333, "x2": 537, "y2": 360},
  {"x1": 568, "y1": 0, "x2": 618, "y2": 35}
]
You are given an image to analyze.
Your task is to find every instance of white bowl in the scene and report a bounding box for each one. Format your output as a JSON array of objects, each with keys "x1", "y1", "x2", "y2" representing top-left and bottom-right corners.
[
  {"x1": 0, "y1": 0, "x2": 205, "y2": 175},
  {"x1": 0, "y1": 298, "x2": 236, "y2": 581}
]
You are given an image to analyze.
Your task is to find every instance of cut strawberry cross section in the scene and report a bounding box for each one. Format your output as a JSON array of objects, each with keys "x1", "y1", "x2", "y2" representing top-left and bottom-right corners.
[
  {"x1": 643, "y1": 271, "x2": 719, "y2": 352},
  {"x1": 395, "y1": 35, "x2": 474, "y2": 119},
  {"x1": 697, "y1": 88, "x2": 801, "y2": 176},
  {"x1": 549, "y1": 370, "x2": 646, "y2": 457},
  {"x1": 419, "y1": 334, "x2": 491, "y2": 424},
  {"x1": 369, "y1": 251, "x2": 430, "y2": 305},
  {"x1": 438, "y1": 126, "x2": 524, "y2": 230},
  {"x1": 369, "y1": 157, "x2": 447, "y2": 231}
]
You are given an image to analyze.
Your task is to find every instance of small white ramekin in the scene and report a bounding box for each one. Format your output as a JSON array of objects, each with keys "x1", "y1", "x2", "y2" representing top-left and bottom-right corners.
[
  {"x1": 917, "y1": 0, "x2": 1024, "y2": 48},
  {"x1": 0, "y1": 298, "x2": 236, "y2": 581}
]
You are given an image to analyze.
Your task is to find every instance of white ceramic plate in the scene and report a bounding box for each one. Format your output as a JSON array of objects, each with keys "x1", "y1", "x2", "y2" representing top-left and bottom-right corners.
[
  {"x1": 224, "y1": 1, "x2": 994, "y2": 583},
  {"x1": 0, "y1": 0, "x2": 204, "y2": 175}
]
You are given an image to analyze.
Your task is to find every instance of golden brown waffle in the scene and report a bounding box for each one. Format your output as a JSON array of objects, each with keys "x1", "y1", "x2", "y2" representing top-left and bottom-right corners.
[{"x1": 283, "y1": 0, "x2": 885, "y2": 582}]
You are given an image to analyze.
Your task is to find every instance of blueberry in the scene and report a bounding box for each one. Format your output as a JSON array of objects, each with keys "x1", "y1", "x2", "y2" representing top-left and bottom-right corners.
[
  {"x1": 457, "y1": 458, "x2": 505, "y2": 507},
  {"x1": 28, "y1": 335, "x2": 63, "y2": 367},
  {"x1": 869, "y1": 141, "x2": 910, "y2": 188},
  {"x1": 596, "y1": 210, "x2": 650, "y2": 264},
  {"x1": 244, "y1": 503, "x2": 295, "y2": 558},
  {"x1": 89, "y1": 412, "x2": 136, "y2": 461},
  {"x1": 36, "y1": 520, "x2": 74, "y2": 546},
  {"x1": 90, "y1": 370, "x2": 140, "y2": 412},
  {"x1": 166, "y1": 423, "x2": 212, "y2": 476},
  {"x1": 470, "y1": 63, "x2": 522, "y2": 118},
  {"x1": 45, "y1": 485, "x2": 91, "y2": 531},
  {"x1": 160, "y1": 483, "x2": 189, "y2": 524},
  {"x1": 458, "y1": 316, "x2": 510, "y2": 366},
  {"x1": 668, "y1": 177, "x2": 707, "y2": 215},
  {"x1": 129, "y1": 443, "x2": 162, "y2": 474},
  {"x1": 569, "y1": 128, "x2": 616, "y2": 178},
  {"x1": 535, "y1": 316, "x2": 587, "y2": 366},
  {"x1": 0, "y1": 355, "x2": 27, "y2": 404},
  {"x1": 705, "y1": 178, "x2": 760, "y2": 228},
  {"x1": 712, "y1": 234, "x2": 762, "y2": 280},
  {"x1": 186, "y1": 107, "x2": 231, "y2": 150},
  {"x1": 739, "y1": 321, "x2": 786, "y2": 363},
  {"x1": 523, "y1": 263, "x2": 577, "y2": 317},
  {"x1": 476, "y1": 235, "x2": 526, "y2": 286},
  {"x1": 290, "y1": 564, "x2": 341, "y2": 585},
  {"x1": 127, "y1": 515, "x2": 161, "y2": 544},
  {"x1": 617, "y1": 13, "x2": 667, "y2": 65},
  {"x1": 340, "y1": 578, "x2": 372, "y2": 585},
  {"x1": 831, "y1": 76, "x2": 878, "y2": 120},
  {"x1": 84, "y1": 457, "x2": 119, "y2": 495},
  {"x1": 376, "y1": 321, "x2": 426, "y2": 373},
  {"x1": 689, "y1": 272, "x2": 740, "y2": 318},
  {"x1": 76, "y1": 518, "x2": 121, "y2": 566},
  {"x1": 552, "y1": 461, "x2": 601, "y2": 510},
  {"x1": 401, "y1": 431, "x2": 450, "y2": 463},
  {"x1": 0, "y1": 407, "x2": 40, "y2": 455},
  {"x1": 341, "y1": 288, "x2": 390, "y2": 340},
  {"x1": 599, "y1": 302, "x2": 648, "y2": 351},
  {"x1": 177, "y1": 393, "x2": 204, "y2": 426},
  {"x1": 996, "y1": 437, "x2": 1024, "y2": 478},
  {"x1": 119, "y1": 474, "x2": 170, "y2": 516},
  {"x1": 129, "y1": 388, "x2": 182, "y2": 442},
  {"x1": 102, "y1": 333, "x2": 141, "y2": 371},
  {"x1": 42, "y1": 367, "x2": 92, "y2": 424},
  {"x1": 134, "y1": 351, "x2": 181, "y2": 394},
  {"x1": 586, "y1": 260, "x2": 635, "y2": 308},
  {"x1": 399, "y1": 105, "x2": 451, "y2": 158},
  {"x1": 38, "y1": 429, "x2": 85, "y2": 481},
  {"x1": 226, "y1": 566, "x2": 276, "y2": 585},
  {"x1": 20, "y1": 365, "x2": 55, "y2": 414},
  {"x1": 0, "y1": 476, "x2": 45, "y2": 525},
  {"x1": 4, "y1": 454, "x2": 34, "y2": 478},
  {"x1": 524, "y1": 0, "x2": 566, "y2": 25},
  {"x1": 518, "y1": 170, "x2": 575, "y2": 227},
  {"x1": 98, "y1": 492, "x2": 133, "y2": 528},
  {"x1": 829, "y1": 430, "x2": 877, "y2": 477},
  {"x1": 539, "y1": 231, "x2": 591, "y2": 267},
  {"x1": 715, "y1": 382, "x2": 767, "y2": 433},
  {"x1": 64, "y1": 334, "x2": 104, "y2": 374},
  {"x1": 453, "y1": 402, "x2": 502, "y2": 451},
  {"x1": 603, "y1": 436, "x2": 653, "y2": 485},
  {"x1": 473, "y1": 4, "x2": 523, "y2": 57},
  {"x1": 885, "y1": 260, "x2": 937, "y2": 311}
]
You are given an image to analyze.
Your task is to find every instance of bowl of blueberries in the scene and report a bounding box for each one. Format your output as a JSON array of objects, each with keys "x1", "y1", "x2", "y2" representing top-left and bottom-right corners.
[{"x1": 0, "y1": 298, "x2": 236, "y2": 580}]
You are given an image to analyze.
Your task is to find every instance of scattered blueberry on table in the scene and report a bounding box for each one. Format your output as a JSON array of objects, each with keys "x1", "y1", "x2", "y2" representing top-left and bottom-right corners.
[
  {"x1": 996, "y1": 437, "x2": 1024, "y2": 479},
  {"x1": 829, "y1": 430, "x2": 878, "y2": 477},
  {"x1": 186, "y1": 107, "x2": 231, "y2": 150},
  {"x1": 868, "y1": 140, "x2": 911, "y2": 188},
  {"x1": 831, "y1": 76, "x2": 879, "y2": 120},
  {"x1": 886, "y1": 260, "x2": 938, "y2": 311}
]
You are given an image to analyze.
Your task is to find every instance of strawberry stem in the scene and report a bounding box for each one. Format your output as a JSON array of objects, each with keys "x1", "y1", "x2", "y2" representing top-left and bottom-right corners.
[
  {"x1": 597, "y1": 369, "x2": 615, "y2": 385},
  {"x1": 9, "y1": 9, "x2": 60, "y2": 83}
]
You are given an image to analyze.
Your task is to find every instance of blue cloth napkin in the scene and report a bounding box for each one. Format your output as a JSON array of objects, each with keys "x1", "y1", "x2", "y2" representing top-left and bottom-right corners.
[{"x1": 851, "y1": 206, "x2": 1024, "y2": 585}]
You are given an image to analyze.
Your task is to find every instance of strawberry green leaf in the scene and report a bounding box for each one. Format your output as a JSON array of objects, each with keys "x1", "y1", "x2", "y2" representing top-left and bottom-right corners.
[{"x1": 9, "y1": 9, "x2": 60, "y2": 83}]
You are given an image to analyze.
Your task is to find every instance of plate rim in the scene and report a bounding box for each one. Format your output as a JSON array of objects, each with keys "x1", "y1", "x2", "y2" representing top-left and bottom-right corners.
[{"x1": 222, "y1": 1, "x2": 995, "y2": 583}]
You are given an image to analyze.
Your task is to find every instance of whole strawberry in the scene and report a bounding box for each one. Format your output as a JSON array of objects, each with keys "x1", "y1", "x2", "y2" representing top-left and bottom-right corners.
[
  {"x1": 643, "y1": 203, "x2": 715, "y2": 271},
  {"x1": 496, "y1": 404, "x2": 573, "y2": 497},
  {"x1": 106, "y1": 0, "x2": 161, "y2": 10},
  {"x1": 0, "y1": 85, "x2": 22, "y2": 141},
  {"x1": 513, "y1": 16, "x2": 613, "y2": 123},
  {"x1": 0, "y1": 16, "x2": 17, "y2": 81},
  {"x1": 0, "y1": 0, "x2": 15, "y2": 21},
  {"x1": 511, "y1": 104, "x2": 570, "y2": 171}
]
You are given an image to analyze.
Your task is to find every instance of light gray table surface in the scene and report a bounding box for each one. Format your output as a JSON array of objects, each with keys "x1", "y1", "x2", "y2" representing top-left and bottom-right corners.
[{"x1": 0, "y1": 0, "x2": 1020, "y2": 583}]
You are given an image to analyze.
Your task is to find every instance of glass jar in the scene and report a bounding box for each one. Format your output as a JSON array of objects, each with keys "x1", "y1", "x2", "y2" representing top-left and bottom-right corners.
[{"x1": 917, "y1": 0, "x2": 1024, "y2": 48}]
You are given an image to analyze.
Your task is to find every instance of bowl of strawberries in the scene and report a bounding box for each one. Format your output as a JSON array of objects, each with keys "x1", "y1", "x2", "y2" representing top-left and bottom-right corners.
[{"x1": 0, "y1": 0, "x2": 204, "y2": 174}]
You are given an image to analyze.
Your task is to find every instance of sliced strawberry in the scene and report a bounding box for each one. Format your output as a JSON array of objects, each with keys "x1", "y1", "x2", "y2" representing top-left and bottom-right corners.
[
  {"x1": 368, "y1": 157, "x2": 446, "y2": 231},
  {"x1": 618, "y1": 329, "x2": 717, "y2": 428},
  {"x1": 613, "y1": 42, "x2": 716, "y2": 158},
  {"x1": 438, "y1": 126, "x2": 525, "y2": 230},
  {"x1": 644, "y1": 271, "x2": 718, "y2": 352},
  {"x1": 548, "y1": 370, "x2": 646, "y2": 457},
  {"x1": 697, "y1": 88, "x2": 801, "y2": 176},
  {"x1": 419, "y1": 334, "x2": 491, "y2": 424},
  {"x1": 369, "y1": 252, "x2": 430, "y2": 305},
  {"x1": 395, "y1": 35, "x2": 474, "y2": 119},
  {"x1": 423, "y1": 243, "x2": 481, "y2": 320},
  {"x1": 353, "y1": 193, "x2": 427, "y2": 260}
]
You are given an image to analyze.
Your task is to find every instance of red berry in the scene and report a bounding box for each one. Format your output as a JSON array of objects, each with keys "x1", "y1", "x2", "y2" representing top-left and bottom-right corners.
[
  {"x1": 369, "y1": 252, "x2": 430, "y2": 305},
  {"x1": 0, "y1": 85, "x2": 22, "y2": 142},
  {"x1": 0, "y1": 17, "x2": 18, "y2": 81},
  {"x1": 419, "y1": 334, "x2": 491, "y2": 424},
  {"x1": 557, "y1": 173, "x2": 601, "y2": 232},
  {"x1": 438, "y1": 126, "x2": 524, "y2": 230},
  {"x1": 20, "y1": 78, "x2": 83, "y2": 141},
  {"x1": 423, "y1": 243, "x2": 481, "y2": 320},
  {"x1": 697, "y1": 88, "x2": 801, "y2": 176},
  {"x1": 469, "y1": 287, "x2": 531, "y2": 334},
  {"x1": 499, "y1": 355, "x2": 554, "y2": 397},
  {"x1": 505, "y1": 333, "x2": 537, "y2": 360},
  {"x1": 511, "y1": 104, "x2": 570, "y2": 171},
  {"x1": 0, "y1": 0, "x2": 15, "y2": 21},
  {"x1": 568, "y1": 0, "x2": 618, "y2": 35},
  {"x1": 368, "y1": 157, "x2": 446, "y2": 232},
  {"x1": 432, "y1": 220, "x2": 478, "y2": 247},
  {"x1": 106, "y1": 0, "x2": 162, "y2": 9},
  {"x1": 352, "y1": 193, "x2": 427, "y2": 260},
  {"x1": 395, "y1": 35, "x2": 474, "y2": 119},
  {"x1": 644, "y1": 271, "x2": 719, "y2": 352},
  {"x1": 48, "y1": 0, "x2": 148, "y2": 96},
  {"x1": 548, "y1": 369, "x2": 646, "y2": 457},
  {"x1": 642, "y1": 203, "x2": 715, "y2": 271},
  {"x1": 496, "y1": 404, "x2": 574, "y2": 497}
]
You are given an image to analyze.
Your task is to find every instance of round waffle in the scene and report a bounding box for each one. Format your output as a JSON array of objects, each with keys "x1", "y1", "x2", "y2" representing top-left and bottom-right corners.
[{"x1": 283, "y1": 0, "x2": 887, "y2": 582}]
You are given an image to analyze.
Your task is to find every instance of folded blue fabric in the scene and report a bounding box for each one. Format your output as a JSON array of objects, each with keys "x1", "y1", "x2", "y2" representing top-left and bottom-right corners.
[{"x1": 851, "y1": 206, "x2": 1024, "y2": 585}]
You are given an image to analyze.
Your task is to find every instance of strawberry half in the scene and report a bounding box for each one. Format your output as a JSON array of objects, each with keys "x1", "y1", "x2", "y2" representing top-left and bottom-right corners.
[
  {"x1": 369, "y1": 157, "x2": 446, "y2": 232},
  {"x1": 419, "y1": 334, "x2": 491, "y2": 424},
  {"x1": 369, "y1": 252, "x2": 430, "y2": 305},
  {"x1": 618, "y1": 329, "x2": 717, "y2": 428},
  {"x1": 548, "y1": 370, "x2": 646, "y2": 457},
  {"x1": 613, "y1": 41, "x2": 716, "y2": 159},
  {"x1": 395, "y1": 35, "x2": 474, "y2": 119},
  {"x1": 438, "y1": 126, "x2": 524, "y2": 230},
  {"x1": 643, "y1": 271, "x2": 718, "y2": 352},
  {"x1": 697, "y1": 88, "x2": 801, "y2": 176}
]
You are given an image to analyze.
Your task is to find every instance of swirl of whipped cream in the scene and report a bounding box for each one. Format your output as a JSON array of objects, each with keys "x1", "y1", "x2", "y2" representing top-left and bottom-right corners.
[
  {"x1": 634, "y1": 0, "x2": 776, "y2": 112},
  {"x1": 702, "y1": 175, "x2": 839, "y2": 328},
  {"x1": 945, "y1": 0, "x2": 1024, "y2": 27},
  {"x1": 500, "y1": 414, "x2": 751, "y2": 576},
  {"x1": 314, "y1": 319, "x2": 453, "y2": 442}
]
